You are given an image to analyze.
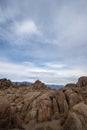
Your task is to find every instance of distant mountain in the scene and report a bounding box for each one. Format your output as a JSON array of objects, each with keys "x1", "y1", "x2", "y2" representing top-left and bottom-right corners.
[
  {"x1": 13, "y1": 81, "x2": 64, "y2": 89},
  {"x1": 47, "y1": 84, "x2": 64, "y2": 89},
  {"x1": 13, "y1": 81, "x2": 32, "y2": 85}
]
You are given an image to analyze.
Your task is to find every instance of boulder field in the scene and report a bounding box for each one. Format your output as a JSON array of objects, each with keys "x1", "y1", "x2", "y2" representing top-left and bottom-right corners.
[{"x1": 0, "y1": 76, "x2": 87, "y2": 130}]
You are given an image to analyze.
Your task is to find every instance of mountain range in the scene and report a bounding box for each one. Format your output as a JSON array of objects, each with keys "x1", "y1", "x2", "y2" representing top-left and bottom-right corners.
[{"x1": 13, "y1": 81, "x2": 64, "y2": 89}]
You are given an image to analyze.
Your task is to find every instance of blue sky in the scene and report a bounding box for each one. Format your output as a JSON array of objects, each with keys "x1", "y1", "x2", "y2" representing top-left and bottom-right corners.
[{"x1": 0, "y1": 0, "x2": 87, "y2": 84}]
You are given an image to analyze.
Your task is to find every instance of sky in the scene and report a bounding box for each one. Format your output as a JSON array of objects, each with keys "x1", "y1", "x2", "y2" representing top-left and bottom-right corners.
[{"x1": 0, "y1": 0, "x2": 87, "y2": 85}]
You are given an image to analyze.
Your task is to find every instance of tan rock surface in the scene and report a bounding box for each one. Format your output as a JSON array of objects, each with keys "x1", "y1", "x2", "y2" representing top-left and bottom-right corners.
[
  {"x1": 64, "y1": 102, "x2": 87, "y2": 130},
  {"x1": 0, "y1": 77, "x2": 87, "y2": 130}
]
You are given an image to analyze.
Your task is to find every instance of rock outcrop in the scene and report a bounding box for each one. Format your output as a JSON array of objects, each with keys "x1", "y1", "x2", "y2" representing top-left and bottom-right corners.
[
  {"x1": 0, "y1": 78, "x2": 13, "y2": 89},
  {"x1": 31, "y1": 80, "x2": 50, "y2": 90},
  {"x1": 0, "y1": 96, "x2": 24, "y2": 130},
  {"x1": 63, "y1": 83, "x2": 83, "y2": 108},
  {"x1": 0, "y1": 97, "x2": 11, "y2": 130},
  {"x1": 0, "y1": 77, "x2": 87, "y2": 130},
  {"x1": 77, "y1": 76, "x2": 87, "y2": 87},
  {"x1": 63, "y1": 76, "x2": 87, "y2": 130},
  {"x1": 64, "y1": 102, "x2": 87, "y2": 130},
  {"x1": 21, "y1": 90, "x2": 69, "y2": 123},
  {"x1": 76, "y1": 76, "x2": 87, "y2": 101}
]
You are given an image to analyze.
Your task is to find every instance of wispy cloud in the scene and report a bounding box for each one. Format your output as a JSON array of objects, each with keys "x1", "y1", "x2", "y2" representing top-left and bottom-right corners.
[
  {"x1": 0, "y1": 60, "x2": 86, "y2": 84},
  {"x1": 43, "y1": 62, "x2": 66, "y2": 69}
]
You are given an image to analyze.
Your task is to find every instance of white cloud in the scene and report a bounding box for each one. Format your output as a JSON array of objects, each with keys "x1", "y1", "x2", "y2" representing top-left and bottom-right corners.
[
  {"x1": 0, "y1": 19, "x2": 41, "y2": 46},
  {"x1": 15, "y1": 20, "x2": 41, "y2": 36}
]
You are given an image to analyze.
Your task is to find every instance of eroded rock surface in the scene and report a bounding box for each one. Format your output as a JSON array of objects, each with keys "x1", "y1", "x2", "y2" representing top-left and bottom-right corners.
[
  {"x1": 0, "y1": 78, "x2": 13, "y2": 89},
  {"x1": 0, "y1": 97, "x2": 10, "y2": 130},
  {"x1": 64, "y1": 102, "x2": 87, "y2": 130},
  {"x1": 0, "y1": 77, "x2": 87, "y2": 130},
  {"x1": 77, "y1": 76, "x2": 87, "y2": 87}
]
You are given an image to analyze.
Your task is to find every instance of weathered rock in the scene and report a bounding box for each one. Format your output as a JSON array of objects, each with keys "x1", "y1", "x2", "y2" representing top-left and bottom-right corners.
[
  {"x1": 10, "y1": 107, "x2": 24, "y2": 129},
  {"x1": 0, "y1": 96, "x2": 11, "y2": 130},
  {"x1": 22, "y1": 90, "x2": 69, "y2": 123},
  {"x1": 0, "y1": 78, "x2": 13, "y2": 89},
  {"x1": 31, "y1": 80, "x2": 50, "y2": 90},
  {"x1": 52, "y1": 98, "x2": 59, "y2": 113},
  {"x1": 77, "y1": 76, "x2": 87, "y2": 87},
  {"x1": 55, "y1": 91, "x2": 68, "y2": 114},
  {"x1": 0, "y1": 96, "x2": 24, "y2": 130},
  {"x1": 63, "y1": 84, "x2": 83, "y2": 108},
  {"x1": 37, "y1": 94, "x2": 52, "y2": 122},
  {"x1": 0, "y1": 77, "x2": 87, "y2": 130},
  {"x1": 63, "y1": 102, "x2": 87, "y2": 130},
  {"x1": 63, "y1": 112, "x2": 82, "y2": 130}
]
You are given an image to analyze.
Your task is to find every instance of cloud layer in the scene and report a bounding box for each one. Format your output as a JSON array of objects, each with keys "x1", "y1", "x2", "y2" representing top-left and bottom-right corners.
[
  {"x1": 0, "y1": 0, "x2": 87, "y2": 84},
  {"x1": 0, "y1": 60, "x2": 86, "y2": 84}
]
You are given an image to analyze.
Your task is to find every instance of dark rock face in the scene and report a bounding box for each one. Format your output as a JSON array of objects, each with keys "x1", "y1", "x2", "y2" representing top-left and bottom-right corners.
[
  {"x1": 0, "y1": 78, "x2": 13, "y2": 89},
  {"x1": 76, "y1": 76, "x2": 87, "y2": 100},
  {"x1": 77, "y1": 76, "x2": 87, "y2": 87},
  {"x1": 0, "y1": 96, "x2": 24, "y2": 130},
  {"x1": 10, "y1": 107, "x2": 24, "y2": 129},
  {"x1": 0, "y1": 97, "x2": 11, "y2": 130},
  {"x1": 31, "y1": 80, "x2": 50, "y2": 90}
]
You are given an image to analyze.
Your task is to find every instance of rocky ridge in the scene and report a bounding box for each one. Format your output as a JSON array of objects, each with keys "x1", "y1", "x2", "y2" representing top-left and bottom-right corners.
[{"x1": 0, "y1": 77, "x2": 87, "y2": 130}]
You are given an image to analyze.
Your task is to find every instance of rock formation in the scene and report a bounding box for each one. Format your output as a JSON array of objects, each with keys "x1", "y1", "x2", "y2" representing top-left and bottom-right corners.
[
  {"x1": 31, "y1": 80, "x2": 50, "y2": 90},
  {"x1": 77, "y1": 76, "x2": 87, "y2": 87},
  {"x1": 0, "y1": 78, "x2": 13, "y2": 89},
  {"x1": 0, "y1": 97, "x2": 11, "y2": 130},
  {"x1": 0, "y1": 76, "x2": 87, "y2": 130},
  {"x1": 0, "y1": 96, "x2": 24, "y2": 130},
  {"x1": 64, "y1": 102, "x2": 87, "y2": 130}
]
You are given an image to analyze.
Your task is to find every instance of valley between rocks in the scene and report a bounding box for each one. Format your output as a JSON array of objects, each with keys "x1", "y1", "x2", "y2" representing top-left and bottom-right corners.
[{"x1": 0, "y1": 77, "x2": 87, "y2": 130}]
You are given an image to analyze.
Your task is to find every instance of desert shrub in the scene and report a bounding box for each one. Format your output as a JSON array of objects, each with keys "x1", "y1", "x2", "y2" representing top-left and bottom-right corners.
[
  {"x1": 60, "y1": 110, "x2": 69, "y2": 119},
  {"x1": 45, "y1": 125, "x2": 53, "y2": 130},
  {"x1": 60, "y1": 117, "x2": 66, "y2": 126},
  {"x1": 35, "y1": 127, "x2": 44, "y2": 130},
  {"x1": 54, "y1": 112, "x2": 60, "y2": 120},
  {"x1": 60, "y1": 110, "x2": 69, "y2": 126}
]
